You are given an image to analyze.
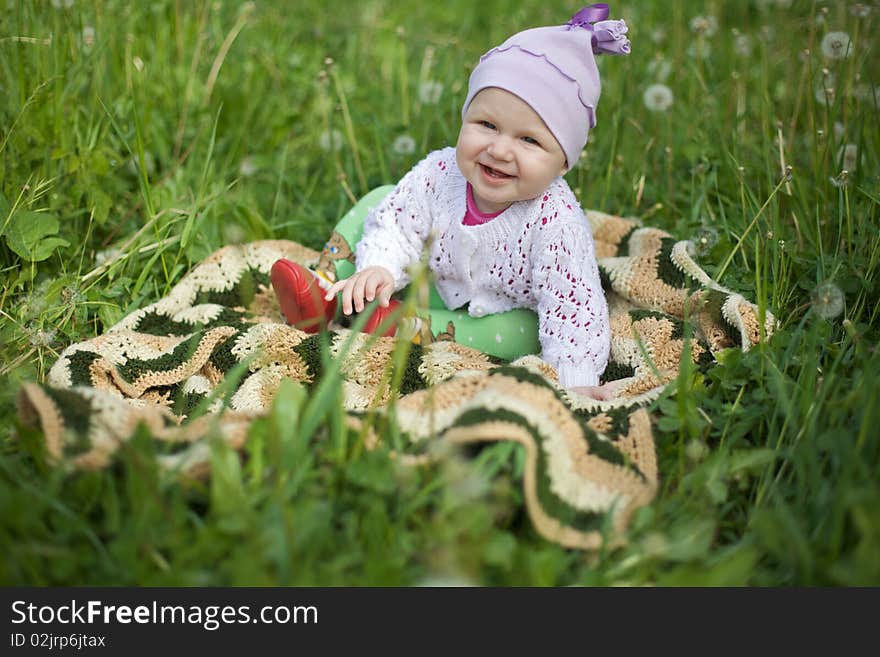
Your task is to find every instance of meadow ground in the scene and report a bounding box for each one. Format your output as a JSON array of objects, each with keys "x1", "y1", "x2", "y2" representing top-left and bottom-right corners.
[{"x1": 0, "y1": 0, "x2": 878, "y2": 585}]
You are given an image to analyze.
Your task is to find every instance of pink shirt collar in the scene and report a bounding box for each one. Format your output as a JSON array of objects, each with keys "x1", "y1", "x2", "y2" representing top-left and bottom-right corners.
[{"x1": 463, "y1": 183, "x2": 505, "y2": 225}]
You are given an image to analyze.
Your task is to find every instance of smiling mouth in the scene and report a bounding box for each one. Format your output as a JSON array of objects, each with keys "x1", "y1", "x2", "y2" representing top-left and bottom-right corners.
[{"x1": 480, "y1": 163, "x2": 514, "y2": 180}]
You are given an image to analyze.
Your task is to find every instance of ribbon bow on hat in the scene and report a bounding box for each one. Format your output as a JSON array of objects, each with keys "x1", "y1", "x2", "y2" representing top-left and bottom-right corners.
[{"x1": 567, "y1": 3, "x2": 631, "y2": 55}]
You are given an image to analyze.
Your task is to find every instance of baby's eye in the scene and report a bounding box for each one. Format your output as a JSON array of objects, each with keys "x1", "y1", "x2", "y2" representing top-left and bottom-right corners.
[
  {"x1": 521, "y1": 136, "x2": 540, "y2": 146},
  {"x1": 330, "y1": 246, "x2": 339, "y2": 253},
  {"x1": 479, "y1": 120, "x2": 496, "y2": 130}
]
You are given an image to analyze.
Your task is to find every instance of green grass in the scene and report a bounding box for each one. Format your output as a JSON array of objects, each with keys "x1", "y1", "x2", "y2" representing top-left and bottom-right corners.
[{"x1": 1, "y1": 0, "x2": 878, "y2": 585}]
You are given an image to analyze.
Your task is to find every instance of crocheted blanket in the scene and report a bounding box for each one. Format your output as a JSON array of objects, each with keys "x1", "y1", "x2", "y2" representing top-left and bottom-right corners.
[{"x1": 17, "y1": 211, "x2": 774, "y2": 550}]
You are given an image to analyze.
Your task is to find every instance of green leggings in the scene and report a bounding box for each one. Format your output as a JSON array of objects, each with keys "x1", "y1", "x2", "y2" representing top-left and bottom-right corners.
[{"x1": 322, "y1": 186, "x2": 540, "y2": 361}]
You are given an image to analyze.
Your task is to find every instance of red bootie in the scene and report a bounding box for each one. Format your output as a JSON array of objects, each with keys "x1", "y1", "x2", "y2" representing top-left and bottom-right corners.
[
  {"x1": 270, "y1": 258, "x2": 337, "y2": 333},
  {"x1": 362, "y1": 299, "x2": 401, "y2": 338}
]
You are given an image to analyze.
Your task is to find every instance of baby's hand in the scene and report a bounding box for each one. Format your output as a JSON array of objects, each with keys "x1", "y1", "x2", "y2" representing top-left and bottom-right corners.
[
  {"x1": 324, "y1": 266, "x2": 395, "y2": 315},
  {"x1": 569, "y1": 380, "x2": 625, "y2": 401}
]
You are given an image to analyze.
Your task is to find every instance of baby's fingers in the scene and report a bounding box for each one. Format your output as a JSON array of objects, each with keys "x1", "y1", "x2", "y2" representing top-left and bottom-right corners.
[{"x1": 324, "y1": 280, "x2": 346, "y2": 301}]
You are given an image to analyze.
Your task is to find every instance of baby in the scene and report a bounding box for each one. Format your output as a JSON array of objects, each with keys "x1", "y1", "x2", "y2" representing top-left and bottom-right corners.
[{"x1": 273, "y1": 4, "x2": 630, "y2": 400}]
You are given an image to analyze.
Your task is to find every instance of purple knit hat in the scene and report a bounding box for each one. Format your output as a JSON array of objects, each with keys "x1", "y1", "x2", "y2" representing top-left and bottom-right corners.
[{"x1": 461, "y1": 4, "x2": 630, "y2": 168}]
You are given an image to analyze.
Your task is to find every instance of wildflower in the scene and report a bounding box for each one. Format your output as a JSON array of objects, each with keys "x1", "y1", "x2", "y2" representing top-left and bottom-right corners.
[
  {"x1": 318, "y1": 129, "x2": 344, "y2": 152},
  {"x1": 689, "y1": 15, "x2": 718, "y2": 37},
  {"x1": 820, "y1": 31, "x2": 851, "y2": 60},
  {"x1": 81, "y1": 26, "x2": 95, "y2": 51},
  {"x1": 94, "y1": 247, "x2": 121, "y2": 267},
  {"x1": 238, "y1": 156, "x2": 257, "y2": 177},
  {"x1": 811, "y1": 282, "x2": 844, "y2": 320},
  {"x1": 733, "y1": 33, "x2": 752, "y2": 57},
  {"x1": 418, "y1": 80, "x2": 443, "y2": 104},
  {"x1": 643, "y1": 83, "x2": 674, "y2": 112},
  {"x1": 838, "y1": 143, "x2": 859, "y2": 171},
  {"x1": 28, "y1": 328, "x2": 57, "y2": 348},
  {"x1": 814, "y1": 71, "x2": 836, "y2": 106},
  {"x1": 646, "y1": 56, "x2": 671, "y2": 82},
  {"x1": 692, "y1": 226, "x2": 719, "y2": 257},
  {"x1": 391, "y1": 134, "x2": 416, "y2": 155}
]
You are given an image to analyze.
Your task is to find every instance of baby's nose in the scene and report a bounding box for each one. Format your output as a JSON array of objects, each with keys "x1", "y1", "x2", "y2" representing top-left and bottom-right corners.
[{"x1": 487, "y1": 136, "x2": 514, "y2": 160}]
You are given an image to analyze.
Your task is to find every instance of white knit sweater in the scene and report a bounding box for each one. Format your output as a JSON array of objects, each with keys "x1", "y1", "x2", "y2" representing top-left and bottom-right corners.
[{"x1": 355, "y1": 147, "x2": 610, "y2": 387}]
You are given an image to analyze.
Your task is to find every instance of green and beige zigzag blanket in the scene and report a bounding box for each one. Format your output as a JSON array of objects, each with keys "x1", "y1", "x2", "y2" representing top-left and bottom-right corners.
[{"x1": 17, "y1": 210, "x2": 774, "y2": 550}]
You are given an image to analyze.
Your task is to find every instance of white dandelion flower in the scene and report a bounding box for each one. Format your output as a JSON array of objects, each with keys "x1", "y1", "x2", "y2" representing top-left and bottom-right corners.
[
  {"x1": 812, "y1": 282, "x2": 844, "y2": 320},
  {"x1": 94, "y1": 247, "x2": 121, "y2": 267},
  {"x1": 814, "y1": 71, "x2": 836, "y2": 106},
  {"x1": 689, "y1": 15, "x2": 718, "y2": 37},
  {"x1": 820, "y1": 31, "x2": 851, "y2": 60},
  {"x1": 691, "y1": 226, "x2": 719, "y2": 258},
  {"x1": 643, "y1": 84, "x2": 674, "y2": 112},
  {"x1": 81, "y1": 26, "x2": 95, "y2": 51},
  {"x1": 418, "y1": 80, "x2": 443, "y2": 104},
  {"x1": 838, "y1": 143, "x2": 859, "y2": 171},
  {"x1": 238, "y1": 156, "x2": 257, "y2": 177},
  {"x1": 734, "y1": 33, "x2": 752, "y2": 57},
  {"x1": 319, "y1": 129, "x2": 344, "y2": 152},
  {"x1": 391, "y1": 134, "x2": 416, "y2": 155},
  {"x1": 29, "y1": 329, "x2": 57, "y2": 348}
]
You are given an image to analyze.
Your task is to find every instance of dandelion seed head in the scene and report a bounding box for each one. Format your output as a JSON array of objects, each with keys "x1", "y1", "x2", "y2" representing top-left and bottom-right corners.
[
  {"x1": 238, "y1": 156, "x2": 257, "y2": 177},
  {"x1": 821, "y1": 31, "x2": 851, "y2": 60},
  {"x1": 734, "y1": 33, "x2": 752, "y2": 57},
  {"x1": 692, "y1": 226, "x2": 719, "y2": 257},
  {"x1": 28, "y1": 328, "x2": 57, "y2": 348},
  {"x1": 391, "y1": 134, "x2": 416, "y2": 155},
  {"x1": 643, "y1": 84, "x2": 674, "y2": 112},
  {"x1": 685, "y1": 439, "x2": 709, "y2": 462},
  {"x1": 839, "y1": 143, "x2": 859, "y2": 171},
  {"x1": 812, "y1": 282, "x2": 844, "y2": 320},
  {"x1": 81, "y1": 26, "x2": 95, "y2": 51},
  {"x1": 94, "y1": 247, "x2": 121, "y2": 267},
  {"x1": 689, "y1": 15, "x2": 718, "y2": 37},
  {"x1": 418, "y1": 80, "x2": 443, "y2": 104},
  {"x1": 850, "y1": 4, "x2": 871, "y2": 17},
  {"x1": 319, "y1": 129, "x2": 344, "y2": 152}
]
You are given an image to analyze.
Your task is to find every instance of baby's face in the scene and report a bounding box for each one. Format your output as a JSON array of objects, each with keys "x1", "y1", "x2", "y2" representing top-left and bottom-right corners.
[{"x1": 456, "y1": 87, "x2": 567, "y2": 214}]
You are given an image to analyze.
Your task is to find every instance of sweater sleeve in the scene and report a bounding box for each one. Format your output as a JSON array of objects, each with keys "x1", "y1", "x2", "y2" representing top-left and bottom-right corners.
[
  {"x1": 530, "y1": 202, "x2": 610, "y2": 388},
  {"x1": 355, "y1": 150, "x2": 446, "y2": 291}
]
